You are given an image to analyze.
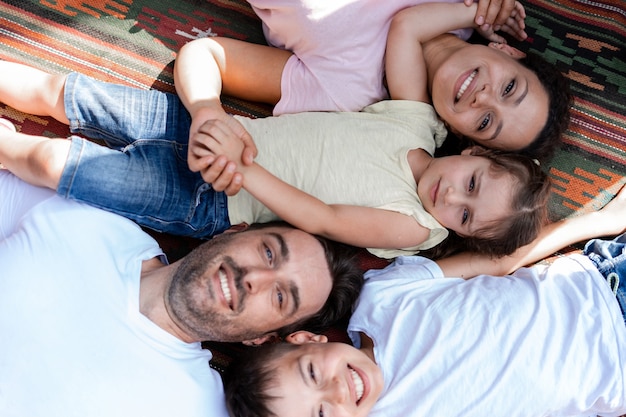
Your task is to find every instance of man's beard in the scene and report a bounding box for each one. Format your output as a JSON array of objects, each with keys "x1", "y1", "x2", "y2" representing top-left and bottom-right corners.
[{"x1": 166, "y1": 233, "x2": 251, "y2": 342}]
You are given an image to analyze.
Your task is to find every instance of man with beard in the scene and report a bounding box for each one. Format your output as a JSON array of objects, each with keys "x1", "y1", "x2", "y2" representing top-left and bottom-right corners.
[{"x1": 0, "y1": 170, "x2": 362, "y2": 417}]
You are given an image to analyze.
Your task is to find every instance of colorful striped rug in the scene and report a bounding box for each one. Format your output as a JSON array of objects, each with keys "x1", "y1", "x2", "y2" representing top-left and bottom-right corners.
[{"x1": 0, "y1": 0, "x2": 624, "y2": 261}]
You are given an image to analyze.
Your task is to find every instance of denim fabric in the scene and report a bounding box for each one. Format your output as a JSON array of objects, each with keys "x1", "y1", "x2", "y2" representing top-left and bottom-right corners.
[
  {"x1": 584, "y1": 232, "x2": 626, "y2": 322},
  {"x1": 57, "y1": 73, "x2": 231, "y2": 239}
]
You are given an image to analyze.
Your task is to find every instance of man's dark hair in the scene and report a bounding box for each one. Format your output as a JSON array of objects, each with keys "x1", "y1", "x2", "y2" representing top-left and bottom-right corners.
[
  {"x1": 275, "y1": 235, "x2": 363, "y2": 337},
  {"x1": 246, "y1": 222, "x2": 364, "y2": 337},
  {"x1": 517, "y1": 51, "x2": 573, "y2": 162}
]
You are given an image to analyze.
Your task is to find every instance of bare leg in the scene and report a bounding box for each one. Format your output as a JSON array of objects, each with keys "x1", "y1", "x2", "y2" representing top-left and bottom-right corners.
[
  {"x1": 0, "y1": 61, "x2": 69, "y2": 124},
  {"x1": 0, "y1": 122, "x2": 69, "y2": 190}
]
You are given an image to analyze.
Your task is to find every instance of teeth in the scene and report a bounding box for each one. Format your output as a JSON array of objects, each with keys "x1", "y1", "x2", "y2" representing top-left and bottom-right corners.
[
  {"x1": 349, "y1": 368, "x2": 364, "y2": 403},
  {"x1": 456, "y1": 70, "x2": 477, "y2": 101},
  {"x1": 219, "y1": 269, "x2": 232, "y2": 306}
]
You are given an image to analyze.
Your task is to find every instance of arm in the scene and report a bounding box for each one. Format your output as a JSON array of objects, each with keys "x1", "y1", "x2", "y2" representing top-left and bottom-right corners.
[
  {"x1": 436, "y1": 185, "x2": 626, "y2": 278},
  {"x1": 174, "y1": 37, "x2": 290, "y2": 193},
  {"x1": 198, "y1": 123, "x2": 432, "y2": 249},
  {"x1": 385, "y1": 2, "x2": 478, "y2": 102}
]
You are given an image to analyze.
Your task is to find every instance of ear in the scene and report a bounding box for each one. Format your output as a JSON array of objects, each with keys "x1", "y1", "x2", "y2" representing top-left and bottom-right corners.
[
  {"x1": 460, "y1": 146, "x2": 477, "y2": 156},
  {"x1": 284, "y1": 331, "x2": 328, "y2": 345},
  {"x1": 488, "y1": 42, "x2": 526, "y2": 59},
  {"x1": 241, "y1": 332, "x2": 278, "y2": 346},
  {"x1": 222, "y1": 222, "x2": 250, "y2": 234},
  {"x1": 461, "y1": 145, "x2": 488, "y2": 156}
]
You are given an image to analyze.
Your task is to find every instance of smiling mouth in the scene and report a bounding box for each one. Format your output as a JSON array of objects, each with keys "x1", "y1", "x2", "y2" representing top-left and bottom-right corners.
[
  {"x1": 349, "y1": 366, "x2": 364, "y2": 404},
  {"x1": 218, "y1": 268, "x2": 233, "y2": 308},
  {"x1": 456, "y1": 69, "x2": 477, "y2": 102}
]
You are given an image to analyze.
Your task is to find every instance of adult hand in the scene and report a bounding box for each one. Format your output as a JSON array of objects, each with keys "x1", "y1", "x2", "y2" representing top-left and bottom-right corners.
[
  {"x1": 473, "y1": 1, "x2": 527, "y2": 42},
  {"x1": 467, "y1": 0, "x2": 527, "y2": 41}
]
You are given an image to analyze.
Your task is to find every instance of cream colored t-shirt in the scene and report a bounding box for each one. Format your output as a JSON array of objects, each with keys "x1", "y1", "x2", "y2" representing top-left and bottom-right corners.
[{"x1": 229, "y1": 100, "x2": 449, "y2": 258}]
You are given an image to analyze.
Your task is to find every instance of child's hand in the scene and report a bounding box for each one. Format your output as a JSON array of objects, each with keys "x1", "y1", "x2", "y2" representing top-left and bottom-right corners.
[
  {"x1": 188, "y1": 108, "x2": 256, "y2": 195},
  {"x1": 188, "y1": 114, "x2": 251, "y2": 194},
  {"x1": 467, "y1": 0, "x2": 527, "y2": 41}
]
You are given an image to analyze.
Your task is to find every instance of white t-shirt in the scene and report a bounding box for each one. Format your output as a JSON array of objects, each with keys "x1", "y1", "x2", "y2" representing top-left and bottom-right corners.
[
  {"x1": 0, "y1": 171, "x2": 229, "y2": 417},
  {"x1": 231, "y1": 100, "x2": 449, "y2": 258},
  {"x1": 349, "y1": 255, "x2": 626, "y2": 417},
  {"x1": 248, "y1": 0, "x2": 472, "y2": 115}
]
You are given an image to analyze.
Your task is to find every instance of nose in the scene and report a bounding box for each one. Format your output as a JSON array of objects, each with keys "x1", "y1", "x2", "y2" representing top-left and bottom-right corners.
[
  {"x1": 325, "y1": 375, "x2": 349, "y2": 405},
  {"x1": 443, "y1": 186, "x2": 464, "y2": 206},
  {"x1": 472, "y1": 84, "x2": 493, "y2": 106},
  {"x1": 243, "y1": 268, "x2": 274, "y2": 294}
]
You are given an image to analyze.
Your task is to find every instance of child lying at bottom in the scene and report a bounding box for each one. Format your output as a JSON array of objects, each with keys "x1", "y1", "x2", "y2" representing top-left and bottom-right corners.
[{"x1": 224, "y1": 232, "x2": 626, "y2": 417}]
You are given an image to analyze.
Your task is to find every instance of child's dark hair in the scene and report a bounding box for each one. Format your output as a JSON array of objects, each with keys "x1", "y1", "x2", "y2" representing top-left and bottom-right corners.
[
  {"x1": 223, "y1": 343, "x2": 298, "y2": 417},
  {"x1": 516, "y1": 51, "x2": 573, "y2": 162},
  {"x1": 424, "y1": 147, "x2": 551, "y2": 259}
]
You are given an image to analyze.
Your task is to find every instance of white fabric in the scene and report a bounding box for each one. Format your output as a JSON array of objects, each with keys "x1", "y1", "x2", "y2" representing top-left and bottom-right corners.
[
  {"x1": 248, "y1": 0, "x2": 472, "y2": 115},
  {"x1": 0, "y1": 171, "x2": 229, "y2": 417},
  {"x1": 349, "y1": 255, "x2": 626, "y2": 417},
  {"x1": 230, "y1": 100, "x2": 449, "y2": 258}
]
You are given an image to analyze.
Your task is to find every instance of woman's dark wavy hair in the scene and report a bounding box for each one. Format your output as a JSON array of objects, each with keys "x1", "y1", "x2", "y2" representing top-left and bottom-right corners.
[
  {"x1": 422, "y1": 147, "x2": 551, "y2": 260},
  {"x1": 516, "y1": 51, "x2": 573, "y2": 162}
]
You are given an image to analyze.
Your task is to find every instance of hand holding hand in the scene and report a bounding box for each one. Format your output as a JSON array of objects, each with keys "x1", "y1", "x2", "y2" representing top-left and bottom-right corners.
[{"x1": 188, "y1": 107, "x2": 256, "y2": 195}]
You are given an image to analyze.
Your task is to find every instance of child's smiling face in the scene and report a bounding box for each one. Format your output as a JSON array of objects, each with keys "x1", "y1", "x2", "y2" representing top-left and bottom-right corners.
[
  {"x1": 265, "y1": 337, "x2": 384, "y2": 417},
  {"x1": 416, "y1": 152, "x2": 516, "y2": 237}
]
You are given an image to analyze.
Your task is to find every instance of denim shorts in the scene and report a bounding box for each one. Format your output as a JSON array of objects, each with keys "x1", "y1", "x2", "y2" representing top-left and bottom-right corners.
[
  {"x1": 584, "y1": 232, "x2": 626, "y2": 322},
  {"x1": 57, "y1": 73, "x2": 231, "y2": 239}
]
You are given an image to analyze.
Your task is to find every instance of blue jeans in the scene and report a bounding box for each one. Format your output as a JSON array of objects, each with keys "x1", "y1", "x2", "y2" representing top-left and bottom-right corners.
[
  {"x1": 57, "y1": 73, "x2": 231, "y2": 239},
  {"x1": 584, "y1": 232, "x2": 626, "y2": 321}
]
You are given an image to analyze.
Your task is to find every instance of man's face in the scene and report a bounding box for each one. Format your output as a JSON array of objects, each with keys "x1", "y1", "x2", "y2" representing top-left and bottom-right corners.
[
  {"x1": 430, "y1": 43, "x2": 549, "y2": 151},
  {"x1": 416, "y1": 152, "x2": 515, "y2": 237},
  {"x1": 266, "y1": 341, "x2": 383, "y2": 417},
  {"x1": 166, "y1": 226, "x2": 333, "y2": 342}
]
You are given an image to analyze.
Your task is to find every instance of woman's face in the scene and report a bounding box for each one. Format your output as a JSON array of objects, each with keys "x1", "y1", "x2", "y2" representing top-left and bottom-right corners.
[{"x1": 430, "y1": 43, "x2": 549, "y2": 151}]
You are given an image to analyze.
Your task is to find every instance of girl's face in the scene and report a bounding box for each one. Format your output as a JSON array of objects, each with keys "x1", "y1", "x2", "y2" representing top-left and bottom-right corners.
[
  {"x1": 416, "y1": 152, "x2": 515, "y2": 237},
  {"x1": 430, "y1": 43, "x2": 549, "y2": 151},
  {"x1": 266, "y1": 340, "x2": 383, "y2": 417}
]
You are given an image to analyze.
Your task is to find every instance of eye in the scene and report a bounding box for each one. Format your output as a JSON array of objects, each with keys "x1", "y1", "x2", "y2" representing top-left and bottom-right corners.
[
  {"x1": 309, "y1": 363, "x2": 317, "y2": 382},
  {"x1": 264, "y1": 245, "x2": 274, "y2": 264},
  {"x1": 504, "y1": 80, "x2": 515, "y2": 95},
  {"x1": 468, "y1": 176, "x2": 475, "y2": 192},
  {"x1": 462, "y1": 208, "x2": 469, "y2": 225},
  {"x1": 478, "y1": 114, "x2": 490, "y2": 131},
  {"x1": 277, "y1": 288, "x2": 284, "y2": 308}
]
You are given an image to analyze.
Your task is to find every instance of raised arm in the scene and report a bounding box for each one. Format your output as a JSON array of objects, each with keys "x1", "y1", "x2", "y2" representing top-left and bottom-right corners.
[
  {"x1": 385, "y1": 2, "x2": 478, "y2": 102},
  {"x1": 436, "y1": 184, "x2": 626, "y2": 278},
  {"x1": 174, "y1": 37, "x2": 290, "y2": 193}
]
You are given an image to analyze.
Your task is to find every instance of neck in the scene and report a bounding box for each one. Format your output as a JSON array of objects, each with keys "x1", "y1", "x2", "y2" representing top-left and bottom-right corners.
[
  {"x1": 359, "y1": 333, "x2": 377, "y2": 363},
  {"x1": 423, "y1": 34, "x2": 467, "y2": 93},
  {"x1": 139, "y1": 257, "x2": 195, "y2": 342},
  {"x1": 407, "y1": 148, "x2": 433, "y2": 183}
]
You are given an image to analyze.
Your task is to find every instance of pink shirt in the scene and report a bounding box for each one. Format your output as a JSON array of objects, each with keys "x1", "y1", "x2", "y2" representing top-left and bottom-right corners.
[{"x1": 248, "y1": 0, "x2": 472, "y2": 115}]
